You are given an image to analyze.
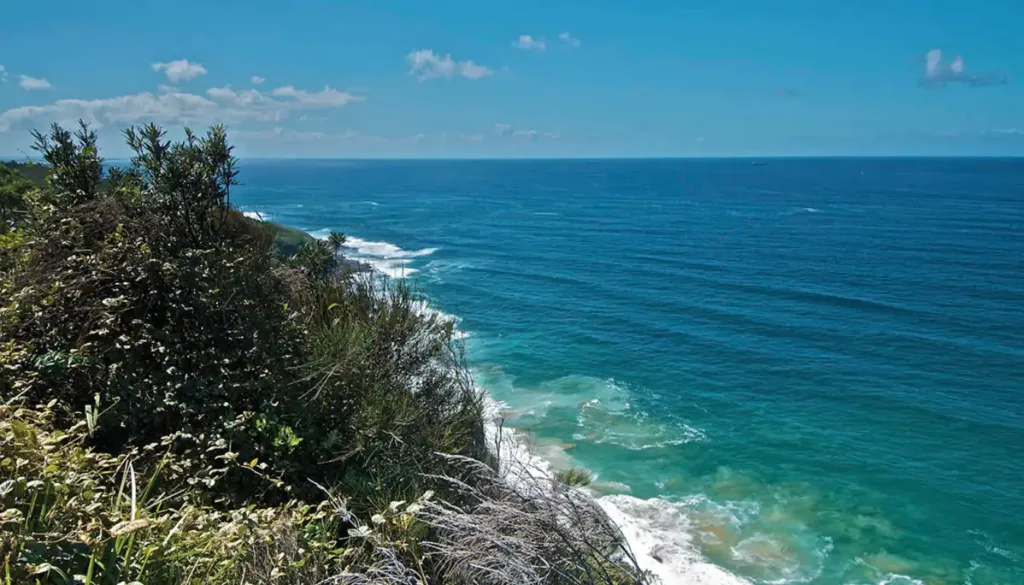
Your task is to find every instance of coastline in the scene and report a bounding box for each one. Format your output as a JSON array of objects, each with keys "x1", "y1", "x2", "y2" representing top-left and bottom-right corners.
[
  {"x1": 287, "y1": 221, "x2": 753, "y2": 585},
  {"x1": 224, "y1": 160, "x2": 1024, "y2": 585}
]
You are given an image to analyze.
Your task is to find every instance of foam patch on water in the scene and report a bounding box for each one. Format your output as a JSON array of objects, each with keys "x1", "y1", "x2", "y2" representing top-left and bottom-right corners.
[
  {"x1": 480, "y1": 379, "x2": 750, "y2": 585},
  {"x1": 342, "y1": 236, "x2": 437, "y2": 279},
  {"x1": 243, "y1": 210, "x2": 272, "y2": 221},
  {"x1": 307, "y1": 232, "x2": 438, "y2": 279},
  {"x1": 344, "y1": 236, "x2": 438, "y2": 260},
  {"x1": 597, "y1": 495, "x2": 751, "y2": 585}
]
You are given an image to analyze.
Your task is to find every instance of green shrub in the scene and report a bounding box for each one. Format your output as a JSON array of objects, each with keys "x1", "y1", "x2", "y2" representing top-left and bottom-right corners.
[
  {"x1": 556, "y1": 468, "x2": 595, "y2": 487},
  {"x1": 0, "y1": 121, "x2": 644, "y2": 585}
]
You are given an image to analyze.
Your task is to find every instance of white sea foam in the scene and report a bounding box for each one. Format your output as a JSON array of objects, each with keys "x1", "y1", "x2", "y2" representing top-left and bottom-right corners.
[
  {"x1": 307, "y1": 232, "x2": 438, "y2": 279},
  {"x1": 597, "y1": 496, "x2": 750, "y2": 585},
  {"x1": 482, "y1": 389, "x2": 749, "y2": 585},
  {"x1": 243, "y1": 210, "x2": 272, "y2": 221},
  {"x1": 344, "y1": 236, "x2": 438, "y2": 260},
  {"x1": 876, "y1": 575, "x2": 924, "y2": 585}
]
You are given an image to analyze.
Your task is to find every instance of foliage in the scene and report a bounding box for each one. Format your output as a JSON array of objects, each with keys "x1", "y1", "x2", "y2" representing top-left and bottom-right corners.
[
  {"x1": 268, "y1": 220, "x2": 316, "y2": 257},
  {"x1": 0, "y1": 394, "x2": 345, "y2": 584},
  {"x1": 0, "y1": 121, "x2": 645, "y2": 585},
  {"x1": 0, "y1": 161, "x2": 48, "y2": 187},
  {"x1": 556, "y1": 468, "x2": 595, "y2": 488},
  {"x1": 0, "y1": 163, "x2": 36, "y2": 234},
  {"x1": 30, "y1": 122, "x2": 104, "y2": 208}
]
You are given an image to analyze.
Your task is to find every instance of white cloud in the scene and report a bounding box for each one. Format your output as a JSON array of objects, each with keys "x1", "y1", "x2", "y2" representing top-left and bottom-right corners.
[
  {"x1": 251, "y1": 76, "x2": 266, "y2": 85},
  {"x1": 270, "y1": 85, "x2": 361, "y2": 106},
  {"x1": 407, "y1": 49, "x2": 494, "y2": 81},
  {"x1": 152, "y1": 59, "x2": 207, "y2": 83},
  {"x1": 513, "y1": 35, "x2": 546, "y2": 51},
  {"x1": 990, "y1": 128, "x2": 1022, "y2": 135},
  {"x1": 494, "y1": 123, "x2": 559, "y2": 141},
  {"x1": 206, "y1": 86, "x2": 276, "y2": 107},
  {"x1": 559, "y1": 32, "x2": 582, "y2": 48},
  {"x1": 460, "y1": 133, "x2": 484, "y2": 142},
  {"x1": 950, "y1": 56, "x2": 964, "y2": 74},
  {"x1": 157, "y1": 84, "x2": 179, "y2": 93},
  {"x1": 1, "y1": 83, "x2": 363, "y2": 133},
  {"x1": 921, "y1": 49, "x2": 1006, "y2": 88},
  {"x1": 0, "y1": 92, "x2": 221, "y2": 132},
  {"x1": 233, "y1": 127, "x2": 430, "y2": 147},
  {"x1": 0, "y1": 65, "x2": 7, "y2": 83},
  {"x1": 19, "y1": 75, "x2": 52, "y2": 91}
]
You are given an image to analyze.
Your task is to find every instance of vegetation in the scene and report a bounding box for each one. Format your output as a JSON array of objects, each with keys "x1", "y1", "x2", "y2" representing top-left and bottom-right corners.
[
  {"x1": 0, "y1": 122, "x2": 646, "y2": 584},
  {"x1": 556, "y1": 468, "x2": 595, "y2": 488},
  {"x1": 2, "y1": 156, "x2": 313, "y2": 259},
  {"x1": 270, "y1": 220, "x2": 316, "y2": 256}
]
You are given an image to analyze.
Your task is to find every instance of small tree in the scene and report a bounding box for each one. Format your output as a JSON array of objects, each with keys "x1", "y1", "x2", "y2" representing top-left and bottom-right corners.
[
  {"x1": 293, "y1": 239, "x2": 337, "y2": 278},
  {"x1": 327, "y1": 230, "x2": 347, "y2": 252},
  {"x1": 30, "y1": 121, "x2": 104, "y2": 207},
  {"x1": 124, "y1": 123, "x2": 239, "y2": 248}
]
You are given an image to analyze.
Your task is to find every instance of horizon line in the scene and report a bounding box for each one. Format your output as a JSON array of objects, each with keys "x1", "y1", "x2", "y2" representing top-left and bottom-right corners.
[{"x1": 6, "y1": 154, "x2": 1024, "y2": 163}]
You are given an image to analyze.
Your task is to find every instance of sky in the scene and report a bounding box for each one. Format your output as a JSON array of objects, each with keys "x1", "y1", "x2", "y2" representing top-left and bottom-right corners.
[{"x1": 2, "y1": 0, "x2": 1023, "y2": 158}]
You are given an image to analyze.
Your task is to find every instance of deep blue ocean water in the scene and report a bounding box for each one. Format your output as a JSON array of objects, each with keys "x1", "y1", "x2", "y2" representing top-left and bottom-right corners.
[{"x1": 234, "y1": 158, "x2": 1024, "y2": 585}]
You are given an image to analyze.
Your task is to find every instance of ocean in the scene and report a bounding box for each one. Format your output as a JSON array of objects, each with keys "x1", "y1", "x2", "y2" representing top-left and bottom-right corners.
[{"x1": 234, "y1": 158, "x2": 1024, "y2": 585}]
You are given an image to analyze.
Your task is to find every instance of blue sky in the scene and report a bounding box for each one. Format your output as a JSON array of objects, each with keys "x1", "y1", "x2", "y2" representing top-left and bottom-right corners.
[{"x1": 2, "y1": 0, "x2": 1023, "y2": 157}]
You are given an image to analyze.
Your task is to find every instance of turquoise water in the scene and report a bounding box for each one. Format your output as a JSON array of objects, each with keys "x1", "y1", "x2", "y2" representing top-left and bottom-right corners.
[{"x1": 235, "y1": 159, "x2": 1024, "y2": 585}]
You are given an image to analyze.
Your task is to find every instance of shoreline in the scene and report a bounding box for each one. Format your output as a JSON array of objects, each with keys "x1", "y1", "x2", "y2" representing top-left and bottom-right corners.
[{"x1": 288, "y1": 221, "x2": 752, "y2": 585}]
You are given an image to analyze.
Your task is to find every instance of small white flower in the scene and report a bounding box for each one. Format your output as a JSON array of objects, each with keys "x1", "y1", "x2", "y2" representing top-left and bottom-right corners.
[
  {"x1": 347, "y1": 525, "x2": 373, "y2": 538},
  {"x1": 388, "y1": 500, "x2": 406, "y2": 512},
  {"x1": 371, "y1": 514, "x2": 386, "y2": 525}
]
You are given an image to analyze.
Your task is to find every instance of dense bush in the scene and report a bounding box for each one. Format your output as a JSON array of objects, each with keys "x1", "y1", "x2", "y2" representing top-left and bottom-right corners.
[{"x1": 0, "y1": 122, "x2": 645, "y2": 585}]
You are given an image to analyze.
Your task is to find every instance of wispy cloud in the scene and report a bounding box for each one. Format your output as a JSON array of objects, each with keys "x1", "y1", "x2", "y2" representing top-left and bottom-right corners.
[
  {"x1": 233, "y1": 127, "x2": 431, "y2": 147},
  {"x1": 494, "y1": 123, "x2": 560, "y2": 141},
  {"x1": 920, "y1": 49, "x2": 1006, "y2": 88},
  {"x1": 19, "y1": 75, "x2": 52, "y2": 91},
  {"x1": 270, "y1": 85, "x2": 361, "y2": 107},
  {"x1": 151, "y1": 59, "x2": 207, "y2": 83},
  {"x1": 0, "y1": 83, "x2": 363, "y2": 133},
  {"x1": 559, "y1": 32, "x2": 582, "y2": 48},
  {"x1": 407, "y1": 49, "x2": 494, "y2": 81},
  {"x1": 0, "y1": 65, "x2": 7, "y2": 83},
  {"x1": 251, "y1": 76, "x2": 266, "y2": 85},
  {"x1": 157, "y1": 84, "x2": 179, "y2": 93},
  {"x1": 206, "y1": 86, "x2": 276, "y2": 107},
  {"x1": 513, "y1": 35, "x2": 546, "y2": 51}
]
